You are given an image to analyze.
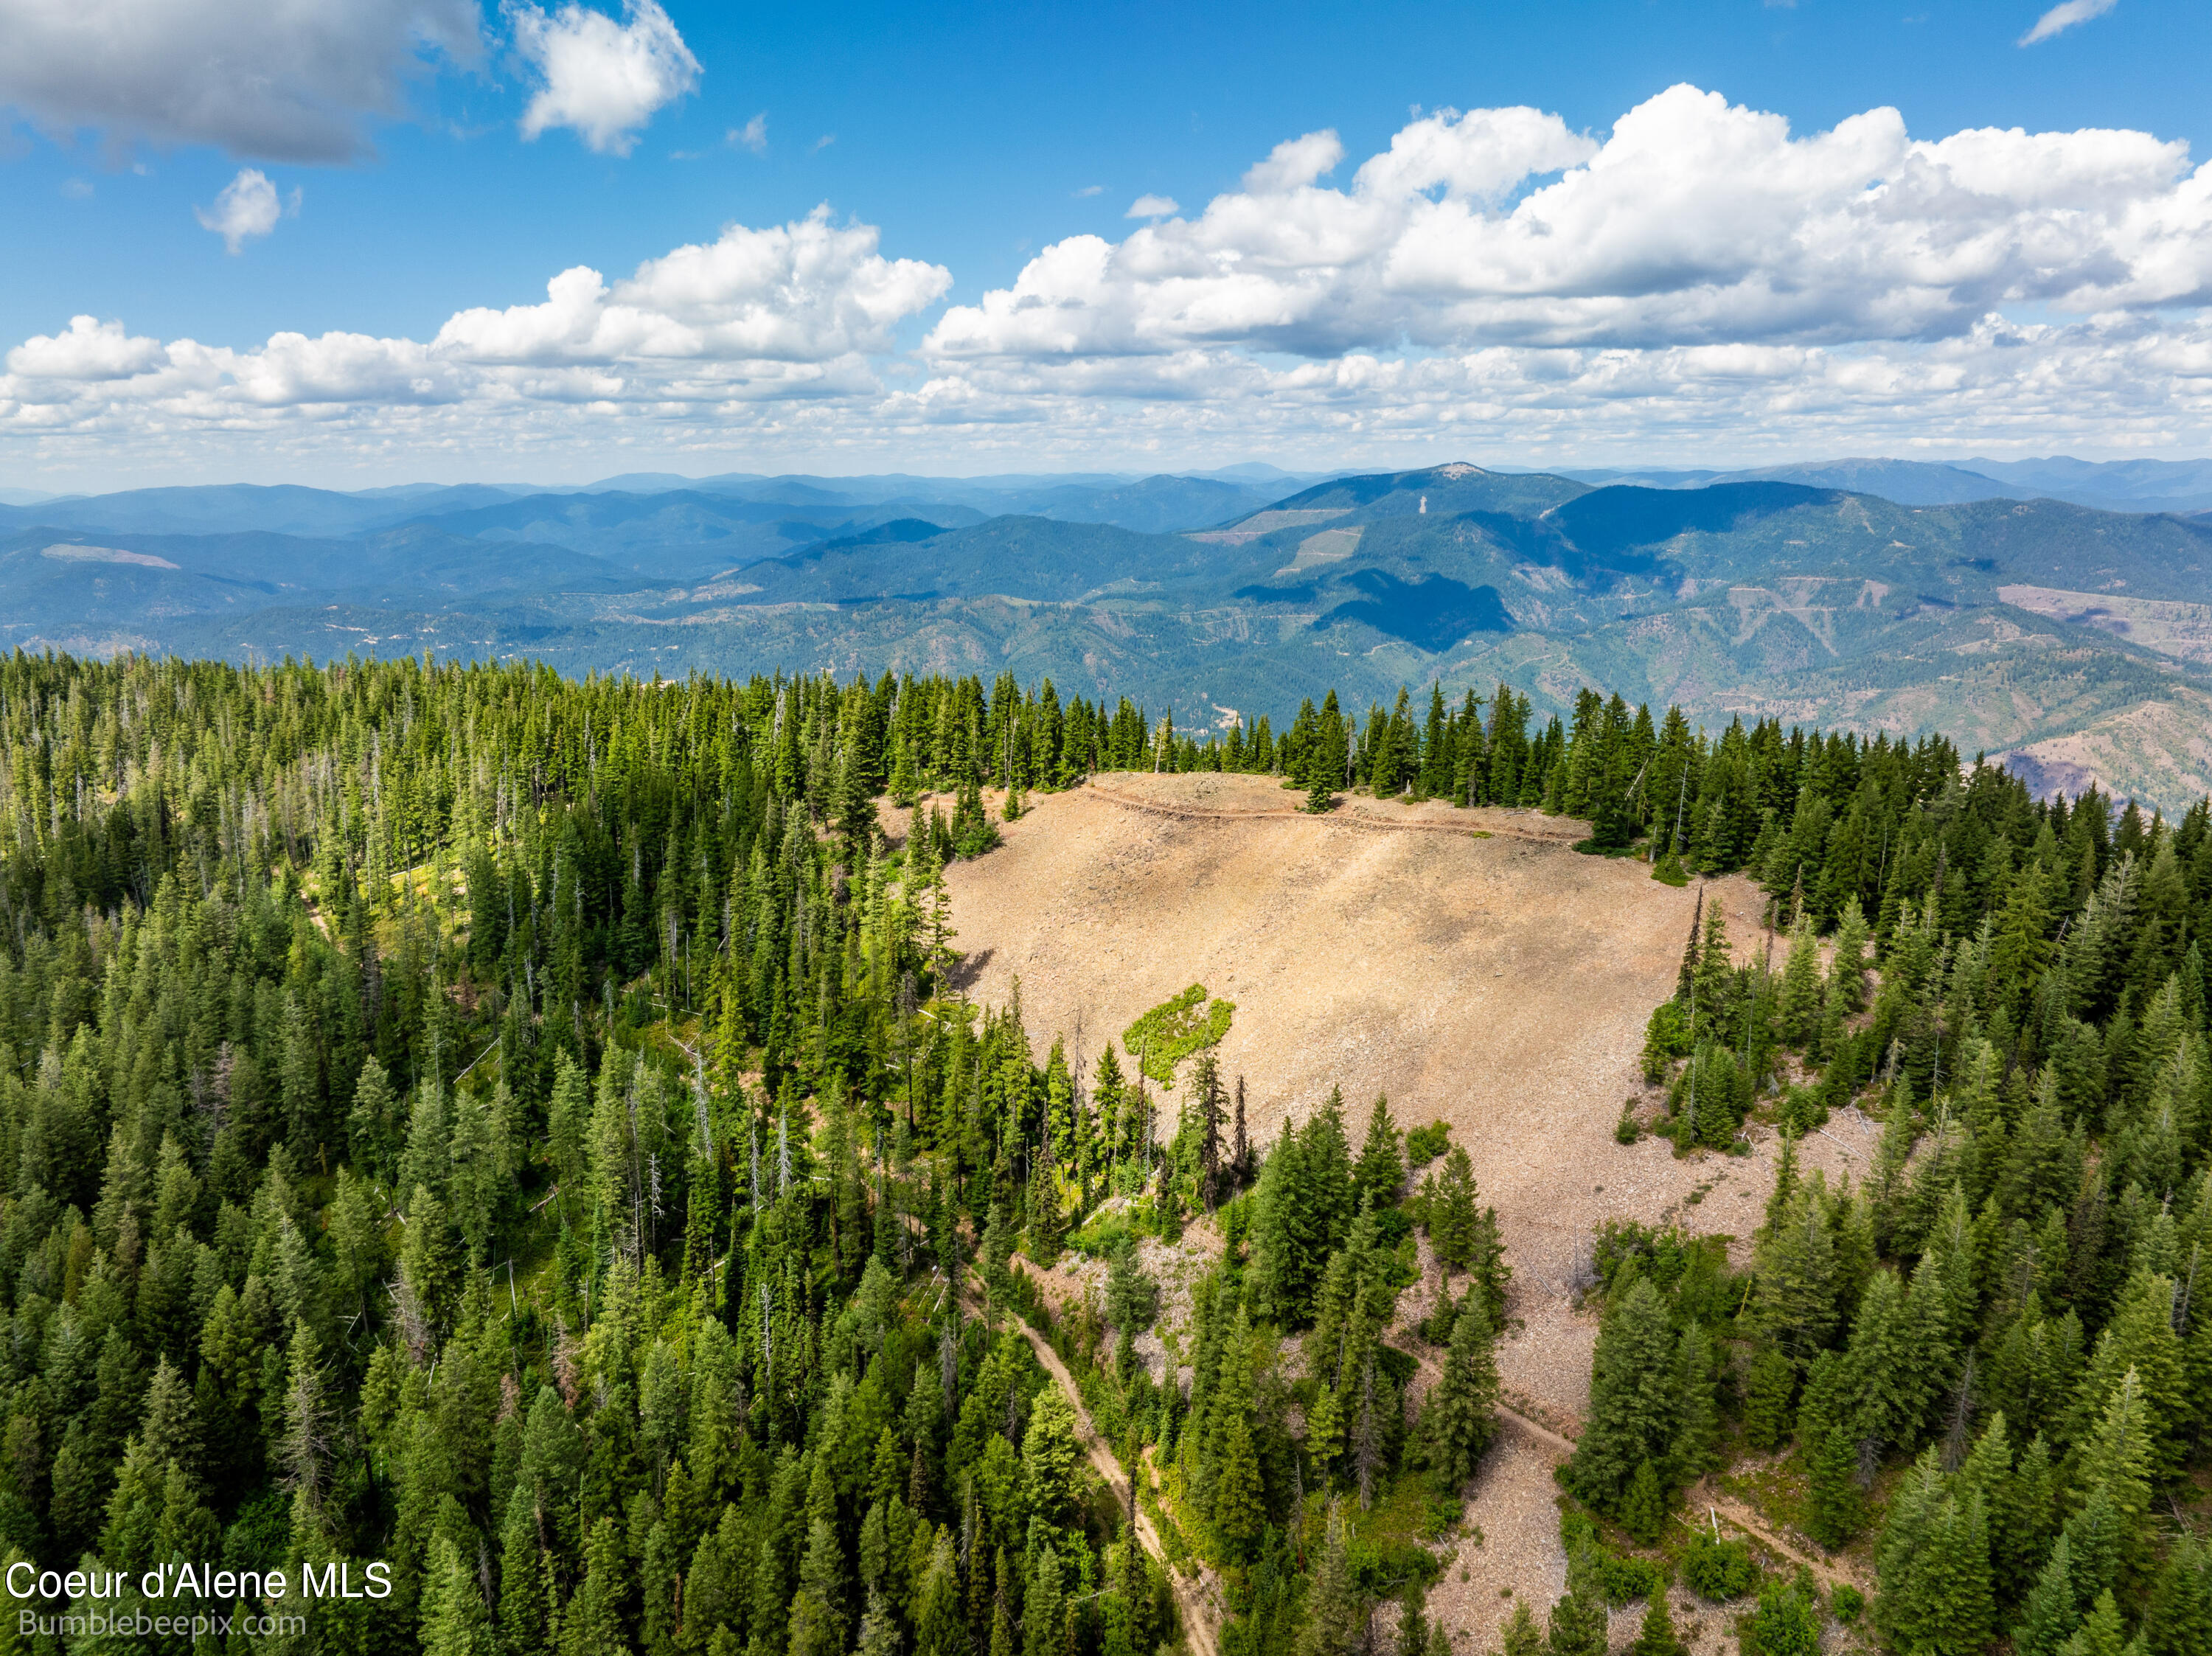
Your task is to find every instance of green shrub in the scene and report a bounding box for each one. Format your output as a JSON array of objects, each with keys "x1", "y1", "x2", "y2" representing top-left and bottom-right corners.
[
  {"x1": 1069, "y1": 1211, "x2": 1150, "y2": 1258},
  {"x1": 1680, "y1": 1531, "x2": 1757, "y2": 1601},
  {"x1": 1742, "y1": 1579, "x2": 1820, "y2": 1656},
  {"x1": 1641, "y1": 1001, "x2": 1691, "y2": 1080},
  {"x1": 1598, "y1": 1553, "x2": 1666, "y2": 1607},
  {"x1": 1122, "y1": 984, "x2": 1234, "y2": 1085},
  {"x1": 1829, "y1": 1584, "x2": 1863, "y2": 1624},
  {"x1": 1558, "y1": 1511, "x2": 1666, "y2": 1605},
  {"x1": 1418, "y1": 1495, "x2": 1461, "y2": 1542},
  {"x1": 1405, "y1": 1121, "x2": 1450, "y2": 1169}
]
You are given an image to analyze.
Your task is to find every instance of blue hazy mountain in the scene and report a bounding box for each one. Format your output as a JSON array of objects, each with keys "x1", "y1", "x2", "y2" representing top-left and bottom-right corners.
[
  {"x1": 5, "y1": 458, "x2": 2211, "y2": 807},
  {"x1": 1562, "y1": 455, "x2": 2212, "y2": 514}
]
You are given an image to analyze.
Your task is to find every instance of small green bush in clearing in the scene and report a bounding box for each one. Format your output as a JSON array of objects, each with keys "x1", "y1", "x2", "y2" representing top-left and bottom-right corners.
[
  {"x1": 1405, "y1": 1121, "x2": 1451, "y2": 1169},
  {"x1": 1680, "y1": 1531, "x2": 1757, "y2": 1601}
]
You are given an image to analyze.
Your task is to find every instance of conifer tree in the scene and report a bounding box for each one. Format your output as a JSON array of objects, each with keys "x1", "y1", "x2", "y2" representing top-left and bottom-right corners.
[
  {"x1": 1778, "y1": 918, "x2": 1823, "y2": 1047},
  {"x1": 420, "y1": 1531, "x2": 497, "y2": 1656},
  {"x1": 1674, "y1": 886, "x2": 1703, "y2": 1003},
  {"x1": 1429, "y1": 1146, "x2": 1481, "y2": 1270},
  {"x1": 1423, "y1": 1292, "x2": 1499, "y2": 1489},
  {"x1": 1876, "y1": 1452, "x2": 1994, "y2": 1656},
  {"x1": 1745, "y1": 1578, "x2": 1821, "y2": 1656},
  {"x1": 1305, "y1": 1382, "x2": 1345, "y2": 1486},
  {"x1": 1212, "y1": 1409, "x2": 1265, "y2": 1560},
  {"x1": 1632, "y1": 1592, "x2": 1684, "y2": 1656},
  {"x1": 1672, "y1": 1322, "x2": 1719, "y2": 1479},
  {"x1": 1023, "y1": 1545, "x2": 1063, "y2": 1656},
  {"x1": 561, "y1": 1516, "x2": 629, "y2": 1656},
  {"x1": 2140, "y1": 1530, "x2": 2212, "y2": 1656},
  {"x1": 2072, "y1": 1272, "x2": 2188, "y2": 1481},
  {"x1": 1750, "y1": 1186, "x2": 1840, "y2": 1365},
  {"x1": 1294, "y1": 1503, "x2": 1363, "y2": 1656},
  {"x1": 1798, "y1": 1351, "x2": 1865, "y2": 1547},
  {"x1": 2073, "y1": 1367, "x2": 2156, "y2": 1556},
  {"x1": 1743, "y1": 1347, "x2": 1796, "y2": 1452},
  {"x1": 2016, "y1": 1532, "x2": 2081, "y2": 1656},
  {"x1": 1352, "y1": 1358, "x2": 1385, "y2": 1509},
  {"x1": 1354, "y1": 1094, "x2": 1404, "y2": 1208},
  {"x1": 1023, "y1": 1388, "x2": 1082, "y2": 1531},
  {"x1": 1544, "y1": 1544, "x2": 1609, "y2": 1656},
  {"x1": 1567, "y1": 1278, "x2": 1680, "y2": 1517},
  {"x1": 1499, "y1": 1600, "x2": 1543, "y2": 1656},
  {"x1": 1394, "y1": 1588, "x2": 1428, "y2": 1656},
  {"x1": 2058, "y1": 1589, "x2": 2128, "y2": 1656}
]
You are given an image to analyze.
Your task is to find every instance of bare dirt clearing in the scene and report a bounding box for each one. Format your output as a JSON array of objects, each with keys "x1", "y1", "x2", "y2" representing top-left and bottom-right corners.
[{"x1": 904, "y1": 772, "x2": 1857, "y2": 1643}]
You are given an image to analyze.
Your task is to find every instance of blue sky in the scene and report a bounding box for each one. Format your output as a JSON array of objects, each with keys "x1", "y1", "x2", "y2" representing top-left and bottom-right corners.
[{"x1": 4, "y1": 0, "x2": 2210, "y2": 488}]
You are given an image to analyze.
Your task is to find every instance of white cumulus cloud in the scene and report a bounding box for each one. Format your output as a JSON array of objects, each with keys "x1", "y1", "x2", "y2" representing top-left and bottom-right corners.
[
  {"x1": 731, "y1": 113, "x2": 767, "y2": 153},
  {"x1": 1126, "y1": 194, "x2": 1178, "y2": 218},
  {"x1": 9, "y1": 88, "x2": 2212, "y2": 480},
  {"x1": 2022, "y1": 0, "x2": 2118, "y2": 46},
  {"x1": 433, "y1": 208, "x2": 951, "y2": 364},
  {"x1": 510, "y1": 0, "x2": 698, "y2": 156},
  {"x1": 926, "y1": 88, "x2": 2209, "y2": 363},
  {"x1": 194, "y1": 168, "x2": 295, "y2": 254},
  {"x1": 0, "y1": 0, "x2": 481, "y2": 162},
  {"x1": 0, "y1": 209, "x2": 953, "y2": 471},
  {"x1": 7, "y1": 316, "x2": 170, "y2": 381}
]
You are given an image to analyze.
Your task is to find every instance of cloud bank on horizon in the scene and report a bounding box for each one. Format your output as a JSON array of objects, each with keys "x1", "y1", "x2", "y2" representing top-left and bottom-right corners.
[{"x1": 7, "y1": 83, "x2": 2212, "y2": 476}]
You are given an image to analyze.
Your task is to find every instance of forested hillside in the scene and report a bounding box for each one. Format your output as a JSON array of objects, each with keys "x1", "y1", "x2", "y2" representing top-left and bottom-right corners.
[
  {"x1": 1596, "y1": 747, "x2": 2212, "y2": 1656},
  {"x1": 10, "y1": 461, "x2": 2212, "y2": 811},
  {"x1": 0, "y1": 647, "x2": 2205, "y2": 1656}
]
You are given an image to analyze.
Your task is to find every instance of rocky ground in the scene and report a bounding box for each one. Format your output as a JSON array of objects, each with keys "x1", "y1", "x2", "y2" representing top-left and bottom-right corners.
[{"x1": 891, "y1": 774, "x2": 1864, "y2": 1649}]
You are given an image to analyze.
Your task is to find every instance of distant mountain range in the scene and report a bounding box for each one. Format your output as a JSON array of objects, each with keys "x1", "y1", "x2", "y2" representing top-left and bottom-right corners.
[
  {"x1": 1556, "y1": 456, "x2": 2212, "y2": 515},
  {"x1": 4, "y1": 456, "x2": 2211, "y2": 810}
]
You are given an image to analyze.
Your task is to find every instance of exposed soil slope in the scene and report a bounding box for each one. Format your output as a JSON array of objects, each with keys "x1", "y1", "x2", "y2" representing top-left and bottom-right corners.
[
  {"x1": 922, "y1": 773, "x2": 1782, "y2": 1354},
  {"x1": 909, "y1": 773, "x2": 1860, "y2": 1648}
]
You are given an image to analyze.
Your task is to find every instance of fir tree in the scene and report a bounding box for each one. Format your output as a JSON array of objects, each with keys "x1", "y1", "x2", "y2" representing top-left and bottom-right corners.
[
  {"x1": 1544, "y1": 1544, "x2": 1609, "y2": 1656},
  {"x1": 1743, "y1": 1347, "x2": 1796, "y2": 1452},
  {"x1": 1213, "y1": 1405, "x2": 1266, "y2": 1559},
  {"x1": 2140, "y1": 1530, "x2": 2212, "y2": 1656},
  {"x1": 1425, "y1": 1292, "x2": 1500, "y2": 1489},
  {"x1": 2057, "y1": 1589, "x2": 2128, "y2": 1656},
  {"x1": 2016, "y1": 1533, "x2": 2081, "y2": 1656},
  {"x1": 1354, "y1": 1093, "x2": 1404, "y2": 1208},
  {"x1": 420, "y1": 1531, "x2": 497, "y2": 1656},
  {"x1": 1499, "y1": 1600, "x2": 1543, "y2": 1656},
  {"x1": 1631, "y1": 1592, "x2": 1684, "y2": 1656},
  {"x1": 1294, "y1": 1503, "x2": 1363, "y2": 1656},
  {"x1": 1798, "y1": 1352, "x2": 1864, "y2": 1548},
  {"x1": 1567, "y1": 1278, "x2": 1680, "y2": 1517},
  {"x1": 1744, "y1": 1579, "x2": 1821, "y2": 1656},
  {"x1": 1428, "y1": 1146, "x2": 1481, "y2": 1270}
]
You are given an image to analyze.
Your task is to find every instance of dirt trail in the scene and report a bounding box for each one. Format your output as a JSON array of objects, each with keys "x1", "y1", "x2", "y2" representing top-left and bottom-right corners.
[
  {"x1": 1687, "y1": 1486, "x2": 1871, "y2": 1595},
  {"x1": 962, "y1": 1270, "x2": 1220, "y2": 1656},
  {"x1": 910, "y1": 772, "x2": 1870, "y2": 1641},
  {"x1": 1405, "y1": 1316, "x2": 1865, "y2": 1598},
  {"x1": 909, "y1": 770, "x2": 1806, "y2": 1419},
  {"x1": 1080, "y1": 780, "x2": 1586, "y2": 846}
]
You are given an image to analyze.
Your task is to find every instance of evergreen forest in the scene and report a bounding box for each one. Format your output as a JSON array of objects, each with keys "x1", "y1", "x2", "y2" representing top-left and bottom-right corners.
[{"x1": 0, "y1": 647, "x2": 2203, "y2": 1656}]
